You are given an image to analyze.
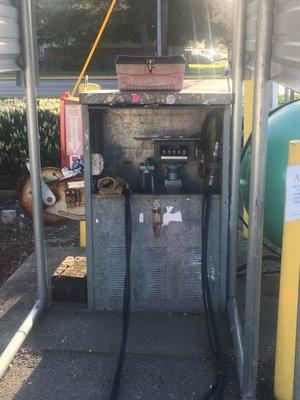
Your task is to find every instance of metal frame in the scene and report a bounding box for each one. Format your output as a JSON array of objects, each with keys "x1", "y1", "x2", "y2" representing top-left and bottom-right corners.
[
  {"x1": 0, "y1": 0, "x2": 47, "y2": 379},
  {"x1": 0, "y1": 0, "x2": 22, "y2": 73},
  {"x1": 227, "y1": 0, "x2": 247, "y2": 389},
  {"x1": 156, "y1": 0, "x2": 162, "y2": 56},
  {"x1": 245, "y1": 0, "x2": 300, "y2": 92},
  {"x1": 242, "y1": 0, "x2": 273, "y2": 396},
  {"x1": 82, "y1": 100, "x2": 232, "y2": 314},
  {"x1": 0, "y1": 0, "x2": 299, "y2": 396},
  {"x1": 220, "y1": 105, "x2": 231, "y2": 307},
  {"x1": 229, "y1": 0, "x2": 275, "y2": 398},
  {"x1": 83, "y1": 105, "x2": 96, "y2": 309}
]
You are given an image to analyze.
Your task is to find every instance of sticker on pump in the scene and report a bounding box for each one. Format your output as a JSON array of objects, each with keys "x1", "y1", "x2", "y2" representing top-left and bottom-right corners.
[
  {"x1": 65, "y1": 104, "x2": 84, "y2": 157},
  {"x1": 284, "y1": 165, "x2": 300, "y2": 221}
]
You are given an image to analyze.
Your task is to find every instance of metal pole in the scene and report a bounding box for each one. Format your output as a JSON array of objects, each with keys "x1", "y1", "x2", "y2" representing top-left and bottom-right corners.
[
  {"x1": 0, "y1": 0, "x2": 48, "y2": 381},
  {"x1": 22, "y1": 0, "x2": 48, "y2": 300},
  {"x1": 157, "y1": 0, "x2": 162, "y2": 56},
  {"x1": 270, "y1": 82, "x2": 279, "y2": 110},
  {"x1": 227, "y1": 298, "x2": 244, "y2": 385},
  {"x1": 227, "y1": 1, "x2": 246, "y2": 389},
  {"x1": 290, "y1": 90, "x2": 295, "y2": 101},
  {"x1": 228, "y1": 0, "x2": 246, "y2": 299},
  {"x1": 161, "y1": 0, "x2": 169, "y2": 56},
  {"x1": 0, "y1": 300, "x2": 45, "y2": 380},
  {"x1": 83, "y1": 105, "x2": 95, "y2": 308},
  {"x1": 242, "y1": 0, "x2": 274, "y2": 398},
  {"x1": 284, "y1": 87, "x2": 290, "y2": 104}
]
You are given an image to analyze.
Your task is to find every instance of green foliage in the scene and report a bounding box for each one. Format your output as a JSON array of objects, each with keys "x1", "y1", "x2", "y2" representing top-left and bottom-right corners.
[
  {"x1": 36, "y1": 0, "x2": 156, "y2": 52},
  {"x1": 35, "y1": 0, "x2": 158, "y2": 71},
  {"x1": 35, "y1": 0, "x2": 232, "y2": 55},
  {"x1": 0, "y1": 98, "x2": 60, "y2": 175}
]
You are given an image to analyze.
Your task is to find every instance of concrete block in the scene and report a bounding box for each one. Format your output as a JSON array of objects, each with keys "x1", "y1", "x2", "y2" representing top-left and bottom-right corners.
[{"x1": 51, "y1": 256, "x2": 87, "y2": 303}]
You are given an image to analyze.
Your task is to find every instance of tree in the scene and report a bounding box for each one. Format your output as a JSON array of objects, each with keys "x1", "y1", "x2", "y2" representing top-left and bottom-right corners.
[
  {"x1": 36, "y1": 0, "x2": 156, "y2": 53},
  {"x1": 167, "y1": 0, "x2": 206, "y2": 47},
  {"x1": 210, "y1": 0, "x2": 233, "y2": 53},
  {"x1": 167, "y1": 0, "x2": 232, "y2": 50},
  {"x1": 35, "y1": 0, "x2": 232, "y2": 71}
]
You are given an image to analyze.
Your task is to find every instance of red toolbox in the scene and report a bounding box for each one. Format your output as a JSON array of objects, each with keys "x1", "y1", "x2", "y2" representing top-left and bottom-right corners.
[{"x1": 116, "y1": 55, "x2": 186, "y2": 92}]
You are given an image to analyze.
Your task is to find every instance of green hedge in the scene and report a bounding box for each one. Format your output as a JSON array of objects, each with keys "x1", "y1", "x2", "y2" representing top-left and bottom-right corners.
[{"x1": 0, "y1": 98, "x2": 60, "y2": 175}]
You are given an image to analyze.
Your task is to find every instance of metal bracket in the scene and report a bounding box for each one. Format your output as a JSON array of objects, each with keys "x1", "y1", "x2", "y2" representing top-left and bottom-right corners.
[{"x1": 26, "y1": 161, "x2": 56, "y2": 206}]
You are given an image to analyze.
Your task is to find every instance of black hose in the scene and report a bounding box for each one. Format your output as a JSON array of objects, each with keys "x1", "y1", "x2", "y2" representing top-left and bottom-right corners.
[
  {"x1": 201, "y1": 191, "x2": 225, "y2": 399},
  {"x1": 237, "y1": 254, "x2": 281, "y2": 273},
  {"x1": 201, "y1": 110, "x2": 223, "y2": 173},
  {"x1": 238, "y1": 214, "x2": 281, "y2": 257},
  {"x1": 109, "y1": 190, "x2": 132, "y2": 400}
]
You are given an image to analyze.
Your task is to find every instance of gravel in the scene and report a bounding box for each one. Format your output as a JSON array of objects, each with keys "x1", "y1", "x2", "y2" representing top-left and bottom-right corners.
[{"x1": 0, "y1": 193, "x2": 79, "y2": 287}]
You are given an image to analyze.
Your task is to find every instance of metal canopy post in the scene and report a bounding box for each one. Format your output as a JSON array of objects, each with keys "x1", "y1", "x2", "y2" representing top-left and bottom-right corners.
[
  {"x1": 0, "y1": 0, "x2": 47, "y2": 380},
  {"x1": 22, "y1": 0, "x2": 48, "y2": 301},
  {"x1": 227, "y1": 0, "x2": 246, "y2": 387},
  {"x1": 242, "y1": 0, "x2": 274, "y2": 398},
  {"x1": 229, "y1": 0, "x2": 246, "y2": 299},
  {"x1": 157, "y1": 0, "x2": 162, "y2": 56}
]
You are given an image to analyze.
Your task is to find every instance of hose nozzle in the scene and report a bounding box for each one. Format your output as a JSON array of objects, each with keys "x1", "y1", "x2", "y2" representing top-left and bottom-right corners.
[{"x1": 206, "y1": 141, "x2": 221, "y2": 188}]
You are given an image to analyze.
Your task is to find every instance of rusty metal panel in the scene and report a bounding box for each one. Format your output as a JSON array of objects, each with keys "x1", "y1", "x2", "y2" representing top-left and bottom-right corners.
[
  {"x1": 245, "y1": 0, "x2": 300, "y2": 91},
  {"x1": 0, "y1": 0, "x2": 22, "y2": 73},
  {"x1": 90, "y1": 194, "x2": 222, "y2": 313}
]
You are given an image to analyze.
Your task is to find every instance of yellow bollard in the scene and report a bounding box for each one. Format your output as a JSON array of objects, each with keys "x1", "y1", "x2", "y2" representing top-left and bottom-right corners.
[
  {"x1": 80, "y1": 220, "x2": 87, "y2": 248},
  {"x1": 274, "y1": 140, "x2": 300, "y2": 400},
  {"x1": 242, "y1": 80, "x2": 255, "y2": 237},
  {"x1": 244, "y1": 80, "x2": 255, "y2": 140}
]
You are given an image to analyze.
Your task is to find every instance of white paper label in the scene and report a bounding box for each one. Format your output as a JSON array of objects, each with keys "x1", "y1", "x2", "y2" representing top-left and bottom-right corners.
[
  {"x1": 139, "y1": 213, "x2": 144, "y2": 223},
  {"x1": 284, "y1": 165, "x2": 300, "y2": 221},
  {"x1": 162, "y1": 206, "x2": 183, "y2": 226}
]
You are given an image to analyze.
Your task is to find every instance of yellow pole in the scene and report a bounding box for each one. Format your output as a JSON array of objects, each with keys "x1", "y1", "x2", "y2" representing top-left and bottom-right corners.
[
  {"x1": 71, "y1": 0, "x2": 117, "y2": 97},
  {"x1": 244, "y1": 80, "x2": 254, "y2": 140},
  {"x1": 243, "y1": 79, "x2": 255, "y2": 237},
  {"x1": 274, "y1": 140, "x2": 300, "y2": 400},
  {"x1": 80, "y1": 220, "x2": 87, "y2": 248}
]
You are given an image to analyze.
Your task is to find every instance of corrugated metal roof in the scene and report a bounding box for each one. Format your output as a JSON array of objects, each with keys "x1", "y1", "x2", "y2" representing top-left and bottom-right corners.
[
  {"x1": 0, "y1": 0, "x2": 22, "y2": 73},
  {"x1": 245, "y1": 0, "x2": 300, "y2": 91},
  {"x1": 272, "y1": 0, "x2": 300, "y2": 90}
]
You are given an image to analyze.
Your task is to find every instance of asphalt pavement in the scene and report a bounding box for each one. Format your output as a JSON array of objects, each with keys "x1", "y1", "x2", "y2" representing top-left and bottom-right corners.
[
  {"x1": 0, "y1": 78, "x2": 118, "y2": 97},
  {"x1": 0, "y1": 247, "x2": 240, "y2": 400},
  {"x1": 0, "y1": 77, "x2": 233, "y2": 98},
  {"x1": 0, "y1": 242, "x2": 279, "y2": 399}
]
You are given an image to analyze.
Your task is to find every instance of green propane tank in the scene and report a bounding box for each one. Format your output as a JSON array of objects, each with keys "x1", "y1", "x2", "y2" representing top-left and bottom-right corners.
[{"x1": 240, "y1": 100, "x2": 300, "y2": 248}]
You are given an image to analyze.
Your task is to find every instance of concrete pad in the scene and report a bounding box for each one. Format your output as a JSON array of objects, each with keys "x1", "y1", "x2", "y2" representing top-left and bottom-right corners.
[
  {"x1": 0, "y1": 247, "x2": 85, "y2": 353},
  {"x1": 0, "y1": 247, "x2": 240, "y2": 399},
  {"x1": 0, "y1": 350, "x2": 239, "y2": 400},
  {"x1": 26, "y1": 306, "x2": 231, "y2": 358}
]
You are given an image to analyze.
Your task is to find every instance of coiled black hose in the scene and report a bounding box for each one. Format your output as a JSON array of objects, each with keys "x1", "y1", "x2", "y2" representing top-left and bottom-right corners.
[
  {"x1": 201, "y1": 190, "x2": 225, "y2": 400},
  {"x1": 109, "y1": 190, "x2": 132, "y2": 400}
]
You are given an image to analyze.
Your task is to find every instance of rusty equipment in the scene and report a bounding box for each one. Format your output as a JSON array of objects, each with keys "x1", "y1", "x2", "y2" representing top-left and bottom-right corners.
[
  {"x1": 20, "y1": 167, "x2": 85, "y2": 225},
  {"x1": 97, "y1": 176, "x2": 128, "y2": 197}
]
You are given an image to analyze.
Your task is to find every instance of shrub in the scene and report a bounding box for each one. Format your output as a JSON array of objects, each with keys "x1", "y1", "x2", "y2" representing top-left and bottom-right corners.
[{"x1": 0, "y1": 98, "x2": 60, "y2": 175}]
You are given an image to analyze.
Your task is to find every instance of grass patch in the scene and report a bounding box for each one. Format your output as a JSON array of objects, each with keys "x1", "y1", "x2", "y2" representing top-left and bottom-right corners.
[{"x1": 188, "y1": 60, "x2": 228, "y2": 75}]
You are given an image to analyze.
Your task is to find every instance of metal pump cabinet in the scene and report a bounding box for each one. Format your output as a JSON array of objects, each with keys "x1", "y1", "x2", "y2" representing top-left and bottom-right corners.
[{"x1": 81, "y1": 89, "x2": 231, "y2": 313}]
